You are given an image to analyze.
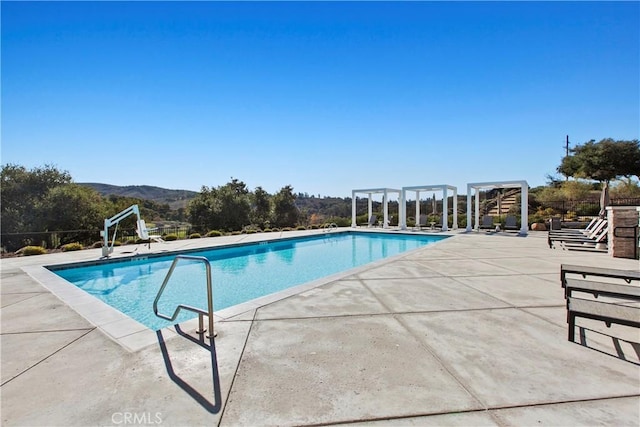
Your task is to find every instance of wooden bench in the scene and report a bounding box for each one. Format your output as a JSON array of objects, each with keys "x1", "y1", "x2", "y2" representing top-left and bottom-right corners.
[{"x1": 560, "y1": 265, "x2": 640, "y2": 342}]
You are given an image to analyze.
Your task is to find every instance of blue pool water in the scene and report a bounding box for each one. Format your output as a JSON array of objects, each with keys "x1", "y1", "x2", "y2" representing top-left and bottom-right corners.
[{"x1": 51, "y1": 232, "x2": 447, "y2": 330}]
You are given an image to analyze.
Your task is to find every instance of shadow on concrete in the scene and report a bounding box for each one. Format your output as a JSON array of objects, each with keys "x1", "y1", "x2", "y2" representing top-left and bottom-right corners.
[
  {"x1": 156, "y1": 326, "x2": 222, "y2": 413},
  {"x1": 576, "y1": 327, "x2": 640, "y2": 366}
]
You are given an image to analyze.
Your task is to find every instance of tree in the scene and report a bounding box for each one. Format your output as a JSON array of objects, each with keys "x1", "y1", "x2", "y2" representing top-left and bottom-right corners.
[
  {"x1": 38, "y1": 184, "x2": 109, "y2": 245},
  {"x1": 187, "y1": 186, "x2": 217, "y2": 233},
  {"x1": 251, "y1": 186, "x2": 272, "y2": 229},
  {"x1": 558, "y1": 139, "x2": 640, "y2": 183},
  {"x1": 214, "y1": 178, "x2": 251, "y2": 231},
  {"x1": 1, "y1": 164, "x2": 72, "y2": 233},
  {"x1": 187, "y1": 179, "x2": 251, "y2": 232},
  {"x1": 272, "y1": 185, "x2": 299, "y2": 228}
]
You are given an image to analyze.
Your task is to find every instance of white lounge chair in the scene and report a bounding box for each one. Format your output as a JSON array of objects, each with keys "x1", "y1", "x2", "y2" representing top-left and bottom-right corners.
[
  {"x1": 548, "y1": 217, "x2": 602, "y2": 235},
  {"x1": 549, "y1": 224, "x2": 608, "y2": 251}
]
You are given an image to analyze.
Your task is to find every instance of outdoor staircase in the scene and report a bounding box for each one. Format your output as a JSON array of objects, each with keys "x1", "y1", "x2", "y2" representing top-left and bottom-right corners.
[{"x1": 487, "y1": 190, "x2": 519, "y2": 216}]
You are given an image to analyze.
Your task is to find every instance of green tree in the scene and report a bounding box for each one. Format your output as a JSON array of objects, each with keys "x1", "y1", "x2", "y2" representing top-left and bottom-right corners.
[
  {"x1": 187, "y1": 186, "x2": 216, "y2": 233},
  {"x1": 1, "y1": 164, "x2": 72, "y2": 233},
  {"x1": 251, "y1": 186, "x2": 272, "y2": 229},
  {"x1": 187, "y1": 179, "x2": 251, "y2": 232},
  {"x1": 558, "y1": 139, "x2": 640, "y2": 183},
  {"x1": 38, "y1": 184, "x2": 109, "y2": 245},
  {"x1": 272, "y1": 185, "x2": 299, "y2": 228},
  {"x1": 214, "y1": 178, "x2": 251, "y2": 231}
]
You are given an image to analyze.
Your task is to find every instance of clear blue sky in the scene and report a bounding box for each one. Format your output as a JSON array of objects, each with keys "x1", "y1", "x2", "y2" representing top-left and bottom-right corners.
[{"x1": 2, "y1": 1, "x2": 638, "y2": 198}]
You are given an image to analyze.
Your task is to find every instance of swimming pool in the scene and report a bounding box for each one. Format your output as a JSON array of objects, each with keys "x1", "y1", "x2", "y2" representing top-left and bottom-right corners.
[{"x1": 50, "y1": 231, "x2": 447, "y2": 330}]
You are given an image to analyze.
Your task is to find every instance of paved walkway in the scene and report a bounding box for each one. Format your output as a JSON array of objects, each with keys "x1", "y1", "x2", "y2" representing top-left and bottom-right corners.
[{"x1": 1, "y1": 230, "x2": 639, "y2": 426}]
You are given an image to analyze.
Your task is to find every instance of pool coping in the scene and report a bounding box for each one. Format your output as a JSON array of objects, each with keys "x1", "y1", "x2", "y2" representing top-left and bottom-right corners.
[{"x1": 22, "y1": 228, "x2": 456, "y2": 352}]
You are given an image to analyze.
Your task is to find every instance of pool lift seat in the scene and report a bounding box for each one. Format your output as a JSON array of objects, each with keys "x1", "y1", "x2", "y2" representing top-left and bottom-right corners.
[
  {"x1": 100, "y1": 204, "x2": 161, "y2": 258},
  {"x1": 136, "y1": 219, "x2": 164, "y2": 248}
]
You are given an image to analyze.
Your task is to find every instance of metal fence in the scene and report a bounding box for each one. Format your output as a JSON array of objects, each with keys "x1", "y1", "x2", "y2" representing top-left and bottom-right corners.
[
  {"x1": 537, "y1": 198, "x2": 640, "y2": 221},
  {"x1": 1, "y1": 226, "x2": 194, "y2": 253}
]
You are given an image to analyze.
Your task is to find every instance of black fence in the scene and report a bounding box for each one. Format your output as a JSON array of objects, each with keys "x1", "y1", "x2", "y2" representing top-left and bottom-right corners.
[
  {"x1": 1, "y1": 225, "x2": 194, "y2": 253},
  {"x1": 537, "y1": 198, "x2": 640, "y2": 221}
]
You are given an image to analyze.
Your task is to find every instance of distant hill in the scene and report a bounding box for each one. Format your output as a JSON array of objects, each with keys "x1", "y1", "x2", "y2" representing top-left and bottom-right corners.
[{"x1": 80, "y1": 183, "x2": 198, "y2": 210}]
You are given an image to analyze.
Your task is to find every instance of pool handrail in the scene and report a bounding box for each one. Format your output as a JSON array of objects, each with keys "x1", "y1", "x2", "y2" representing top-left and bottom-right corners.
[{"x1": 153, "y1": 255, "x2": 215, "y2": 338}]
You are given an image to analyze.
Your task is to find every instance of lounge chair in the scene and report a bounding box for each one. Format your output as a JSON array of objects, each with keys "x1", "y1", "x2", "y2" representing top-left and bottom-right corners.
[
  {"x1": 136, "y1": 219, "x2": 164, "y2": 245},
  {"x1": 549, "y1": 219, "x2": 607, "y2": 242},
  {"x1": 417, "y1": 214, "x2": 429, "y2": 229},
  {"x1": 548, "y1": 218, "x2": 602, "y2": 236},
  {"x1": 360, "y1": 214, "x2": 378, "y2": 227},
  {"x1": 504, "y1": 215, "x2": 518, "y2": 231},
  {"x1": 549, "y1": 224, "x2": 608, "y2": 251},
  {"x1": 479, "y1": 215, "x2": 494, "y2": 230}
]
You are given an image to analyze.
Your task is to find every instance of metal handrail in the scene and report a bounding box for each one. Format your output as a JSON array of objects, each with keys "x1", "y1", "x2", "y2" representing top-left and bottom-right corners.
[
  {"x1": 153, "y1": 255, "x2": 215, "y2": 338},
  {"x1": 321, "y1": 222, "x2": 338, "y2": 232}
]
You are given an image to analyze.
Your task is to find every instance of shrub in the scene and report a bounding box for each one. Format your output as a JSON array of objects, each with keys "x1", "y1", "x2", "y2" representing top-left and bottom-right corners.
[
  {"x1": 61, "y1": 242, "x2": 83, "y2": 252},
  {"x1": 296, "y1": 225, "x2": 307, "y2": 230},
  {"x1": 18, "y1": 246, "x2": 47, "y2": 256},
  {"x1": 241, "y1": 225, "x2": 261, "y2": 234},
  {"x1": 92, "y1": 241, "x2": 103, "y2": 249},
  {"x1": 263, "y1": 228, "x2": 273, "y2": 232},
  {"x1": 230, "y1": 231, "x2": 241, "y2": 235},
  {"x1": 327, "y1": 217, "x2": 351, "y2": 227},
  {"x1": 164, "y1": 234, "x2": 178, "y2": 241},
  {"x1": 206, "y1": 230, "x2": 223, "y2": 237},
  {"x1": 281, "y1": 227, "x2": 293, "y2": 232},
  {"x1": 189, "y1": 233, "x2": 201, "y2": 239}
]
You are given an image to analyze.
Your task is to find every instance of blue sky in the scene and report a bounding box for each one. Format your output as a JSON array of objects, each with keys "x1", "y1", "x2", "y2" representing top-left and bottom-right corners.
[{"x1": 2, "y1": 1, "x2": 638, "y2": 198}]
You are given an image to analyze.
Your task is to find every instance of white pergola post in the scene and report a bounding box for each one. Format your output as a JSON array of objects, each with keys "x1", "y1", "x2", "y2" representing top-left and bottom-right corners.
[
  {"x1": 520, "y1": 183, "x2": 528, "y2": 235},
  {"x1": 383, "y1": 189, "x2": 389, "y2": 228},
  {"x1": 442, "y1": 188, "x2": 449, "y2": 231},
  {"x1": 415, "y1": 191, "x2": 420, "y2": 229},
  {"x1": 474, "y1": 188, "x2": 480, "y2": 231},
  {"x1": 401, "y1": 185, "x2": 458, "y2": 231},
  {"x1": 452, "y1": 188, "x2": 458, "y2": 229},
  {"x1": 466, "y1": 185, "x2": 472, "y2": 232},
  {"x1": 351, "y1": 188, "x2": 401, "y2": 229},
  {"x1": 465, "y1": 180, "x2": 529, "y2": 235},
  {"x1": 351, "y1": 190, "x2": 357, "y2": 227}
]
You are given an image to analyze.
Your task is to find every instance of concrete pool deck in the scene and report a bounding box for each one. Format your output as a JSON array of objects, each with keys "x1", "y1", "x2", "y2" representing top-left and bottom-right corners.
[{"x1": 1, "y1": 229, "x2": 639, "y2": 426}]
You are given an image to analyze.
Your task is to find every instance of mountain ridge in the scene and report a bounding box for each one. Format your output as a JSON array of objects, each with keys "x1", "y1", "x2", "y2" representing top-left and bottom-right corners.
[{"x1": 79, "y1": 183, "x2": 198, "y2": 209}]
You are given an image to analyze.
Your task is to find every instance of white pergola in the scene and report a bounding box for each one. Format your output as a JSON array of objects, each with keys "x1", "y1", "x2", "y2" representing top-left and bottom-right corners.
[
  {"x1": 400, "y1": 185, "x2": 458, "y2": 231},
  {"x1": 466, "y1": 180, "x2": 529, "y2": 235},
  {"x1": 351, "y1": 188, "x2": 401, "y2": 229}
]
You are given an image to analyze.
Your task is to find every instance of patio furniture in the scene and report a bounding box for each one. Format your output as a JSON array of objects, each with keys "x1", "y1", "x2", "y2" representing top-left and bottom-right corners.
[
  {"x1": 561, "y1": 264, "x2": 640, "y2": 342},
  {"x1": 504, "y1": 215, "x2": 518, "y2": 231},
  {"x1": 479, "y1": 215, "x2": 494, "y2": 230},
  {"x1": 548, "y1": 220, "x2": 608, "y2": 250}
]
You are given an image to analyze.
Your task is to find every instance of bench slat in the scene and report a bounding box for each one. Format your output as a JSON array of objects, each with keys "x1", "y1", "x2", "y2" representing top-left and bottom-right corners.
[
  {"x1": 568, "y1": 298, "x2": 640, "y2": 325},
  {"x1": 564, "y1": 278, "x2": 640, "y2": 300},
  {"x1": 561, "y1": 264, "x2": 640, "y2": 285}
]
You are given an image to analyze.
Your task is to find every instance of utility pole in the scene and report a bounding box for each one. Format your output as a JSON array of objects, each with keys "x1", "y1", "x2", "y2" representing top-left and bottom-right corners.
[{"x1": 564, "y1": 135, "x2": 570, "y2": 181}]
